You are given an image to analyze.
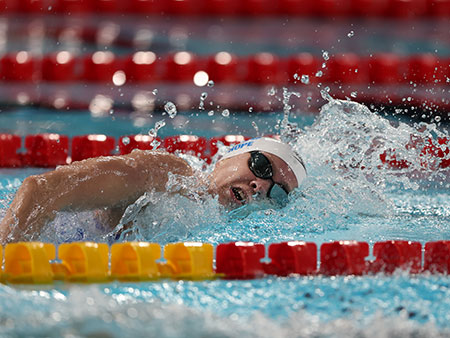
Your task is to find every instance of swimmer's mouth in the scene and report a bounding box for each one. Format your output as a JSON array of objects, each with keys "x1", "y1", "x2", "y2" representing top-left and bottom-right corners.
[{"x1": 231, "y1": 187, "x2": 246, "y2": 205}]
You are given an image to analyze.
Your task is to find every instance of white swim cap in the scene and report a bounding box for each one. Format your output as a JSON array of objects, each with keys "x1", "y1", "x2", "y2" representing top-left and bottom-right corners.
[{"x1": 220, "y1": 137, "x2": 307, "y2": 186}]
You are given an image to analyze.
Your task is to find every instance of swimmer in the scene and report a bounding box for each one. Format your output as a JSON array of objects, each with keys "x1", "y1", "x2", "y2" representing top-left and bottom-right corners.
[{"x1": 0, "y1": 137, "x2": 306, "y2": 243}]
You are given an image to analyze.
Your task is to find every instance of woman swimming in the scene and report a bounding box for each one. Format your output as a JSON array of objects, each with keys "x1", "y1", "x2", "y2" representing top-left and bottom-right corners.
[{"x1": 0, "y1": 137, "x2": 306, "y2": 243}]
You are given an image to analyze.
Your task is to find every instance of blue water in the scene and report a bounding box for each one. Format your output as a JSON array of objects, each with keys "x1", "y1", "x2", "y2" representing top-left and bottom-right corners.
[
  {"x1": 0, "y1": 276, "x2": 448, "y2": 337},
  {"x1": 0, "y1": 97, "x2": 449, "y2": 337},
  {"x1": 0, "y1": 107, "x2": 316, "y2": 138}
]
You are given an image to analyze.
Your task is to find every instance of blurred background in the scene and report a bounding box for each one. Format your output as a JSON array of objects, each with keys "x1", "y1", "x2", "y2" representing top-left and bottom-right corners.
[{"x1": 0, "y1": 0, "x2": 448, "y2": 141}]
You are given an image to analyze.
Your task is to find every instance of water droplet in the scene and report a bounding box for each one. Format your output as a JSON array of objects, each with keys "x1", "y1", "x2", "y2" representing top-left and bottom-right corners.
[
  {"x1": 155, "y1": 120, "x2": 166, "y2": 129},
  {"x1": 301, "y1": 75, "x2": 310, "y2": 84},
  {"x1": 320, "y1": 89, "x2": 333, "y2": 102},
  {"x1": 252, "y1": 121, "x2": 259, "y2": 133},
  {"x1": 435, "y1": 115, "x2": 441, "y2": 122},
  {"x1": 151, "y1": 139, "x2": 161, "y2": 149},
  {"x1": 164, "y1": 101, "x2": 177, "y2": 118},
  {"x1": 152, "y1": 89, "x2": 158, "y2": 95},
  {"x1": 347, "y1": 30, "x2": 354, "y2": 38},
  {"x1": 322, "y1": 51, "x2": 329, "y2": 61},
  {"x1": 207, "y1": 80, "x2": 214, "y2": 87},
  {"x1": 109, "y1": 109, "x2": 114, "y2": 115},
  {"x1": 148, "y1": 119, "x2": 166, "y2": 138},
  {"x1": 315, "y1": 70, "x2": 323, "y2": 77},
  {"x1": 293, "y1": 73, "x2": 300, "y2": 80},
  {"x1": 208, "y1": 110, "x2": 214, "y2": 116},
  {"x1": 222, "y1": 109, "x2": 230, "y2": 117},
  {"x1": 199, "y1": 92, "x2": 208, "y2": 110},
  {"x1": 350, "y1": 91, "x2": 357, "y2": 98},
  {"x1": 248, "y1": 107, "x2": 253, "y2": 112},
  {"x1": 267, "y1": 87, "x2": 276, "y2": 96},
  {"x1": 122, "y1": 137, "x2": 130, "y2": 145}
]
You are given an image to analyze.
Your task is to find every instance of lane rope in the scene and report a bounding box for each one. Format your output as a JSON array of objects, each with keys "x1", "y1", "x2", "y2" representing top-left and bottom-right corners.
[
  {"x1": 0, "y1": 133, "x2": 449, "y2": 169},
  {"x1": 1, "y1": 240, "x2": 449, "y2": 283}
]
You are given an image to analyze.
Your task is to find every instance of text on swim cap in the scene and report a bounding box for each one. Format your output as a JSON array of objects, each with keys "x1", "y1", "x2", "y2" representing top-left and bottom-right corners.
[{"x1": 227, "y1": 140, "x2": 255, "y2": 153}]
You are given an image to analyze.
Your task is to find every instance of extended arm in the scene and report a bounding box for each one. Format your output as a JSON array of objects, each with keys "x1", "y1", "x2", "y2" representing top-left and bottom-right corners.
[{"x1": 0, "y1": 150, "x2": 192, "y2": 243}]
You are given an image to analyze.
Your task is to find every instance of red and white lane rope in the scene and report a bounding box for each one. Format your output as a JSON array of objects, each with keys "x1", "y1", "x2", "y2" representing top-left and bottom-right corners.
[
  {"x1": 0, "y1": 133, "x2": 448, "y2": 169},
  {"x1": 0, "y1": 51, "x2": 448, "y2": 112}
]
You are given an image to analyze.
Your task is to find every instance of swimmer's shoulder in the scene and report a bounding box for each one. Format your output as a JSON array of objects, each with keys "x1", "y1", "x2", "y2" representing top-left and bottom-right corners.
[
  {"x1": 125, "y1": 149, "x2": 193, "y2": 177},
  {"x1": 55, "y1": 149, "x2": 193, "y2": 180}
]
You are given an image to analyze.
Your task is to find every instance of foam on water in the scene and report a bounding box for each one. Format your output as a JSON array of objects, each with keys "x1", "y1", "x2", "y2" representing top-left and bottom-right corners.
[
  {"x1": 3, "y1": 97, "x2": 448, "y2": 245},
  {"x1": 75, "y1": 97, "x2": 448, "y2": 245},
  {"x1": 0, "y1": 276, "x2": 449, "y2": 338}
]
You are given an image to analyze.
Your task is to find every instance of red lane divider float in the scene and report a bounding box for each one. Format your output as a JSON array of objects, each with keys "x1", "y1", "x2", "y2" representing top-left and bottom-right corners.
[
  {"x1": 424, "y1": 241, "x2": 450, "y2": 274},
  {"x1": 264, "y1": 241, "x2": 317, "y2": 276},
  {"x1": 216, "y1": 242, "x2": 266, "y2": 279},
  {"x1": 215, "y1": 240, "x2": 449, "y2": 279},
  {"x1": 0, "y1": 134, "x2": 448, "y2": 169},
  {"x1": 71, "y1": 134, "x2": 115, "y2": 162},
  {"x1": 0, "y1": 52, "x2": 38, "y2": 82},
  {"x1": 320, "y1": 241, "x2": 369, "y2": 275},
  {"x1": 370, "y1": 240, "x2": 422, "y2": 274},
  {"x1": 1, "y1": 0, "x2": 449, "y2": 18},
  {"x1": 82, "y1": 52, "x2": 120, "y2": 83},
  {"x1": 0, "y1": 134, "x2": 21, "y2": 167},
  {"x1": 23, "y1": 134, "x2": 69, "y2": 167},
  {"x1": 126, "y1": 52, "x2": 158, "y2": 84},
  {"x1": 0, "y1": 51, "x2": 448, "y2": 87},
  {"x1": 42, "y1": 52, "x2": 77, "y2": 82}
]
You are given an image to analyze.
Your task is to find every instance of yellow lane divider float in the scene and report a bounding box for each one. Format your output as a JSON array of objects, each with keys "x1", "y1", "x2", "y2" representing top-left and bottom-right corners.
[{"x1": 1, "y1": 242, "x2": 215, "y2": 284}]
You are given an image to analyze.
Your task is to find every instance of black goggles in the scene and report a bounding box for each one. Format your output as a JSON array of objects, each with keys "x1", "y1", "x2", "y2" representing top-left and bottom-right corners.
[{"x1": 248, "y1": 151, "x2": 289, "y2": 206}]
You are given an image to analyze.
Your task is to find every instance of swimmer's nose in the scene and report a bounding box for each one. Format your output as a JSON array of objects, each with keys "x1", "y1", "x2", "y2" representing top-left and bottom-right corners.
[{"x1": 250, "y1": 178, "x2": 272, "y2": 196}]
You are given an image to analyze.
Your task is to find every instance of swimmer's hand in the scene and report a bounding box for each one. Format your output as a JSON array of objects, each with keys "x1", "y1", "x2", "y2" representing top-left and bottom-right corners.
[{"x1": 0, "y1": 150, "x2": 192, "y2": 243}]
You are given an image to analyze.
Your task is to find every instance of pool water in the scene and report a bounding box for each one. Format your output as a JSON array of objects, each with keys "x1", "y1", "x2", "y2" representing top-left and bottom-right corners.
[{"x1": 0, "y1": 97, "x2": 449, "y2": 337}]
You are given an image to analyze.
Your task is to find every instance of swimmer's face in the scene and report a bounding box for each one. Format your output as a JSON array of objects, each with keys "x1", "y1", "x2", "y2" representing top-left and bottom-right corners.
[{"x1": 208, "y1": 152, "x2": 298, "y2": 209}]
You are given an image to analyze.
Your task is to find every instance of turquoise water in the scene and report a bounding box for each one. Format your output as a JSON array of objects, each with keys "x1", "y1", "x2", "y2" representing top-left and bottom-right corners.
[{"x1": 0, "y1": 98, "x2": 449, "y2": 337}]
